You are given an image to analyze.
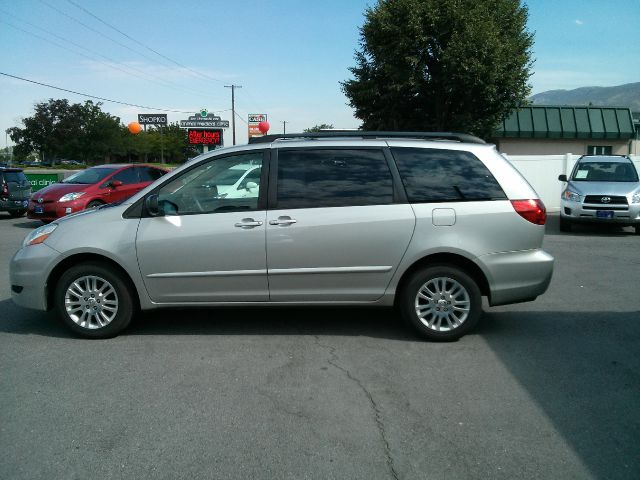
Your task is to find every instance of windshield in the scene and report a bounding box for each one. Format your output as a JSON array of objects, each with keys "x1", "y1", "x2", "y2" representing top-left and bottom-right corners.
[
  {"x1": 62, "y1": 168, "x2": 114, "y2": 184},
  {"x1": 571, "y1": 161, "x2": 639, "y2": 182}
]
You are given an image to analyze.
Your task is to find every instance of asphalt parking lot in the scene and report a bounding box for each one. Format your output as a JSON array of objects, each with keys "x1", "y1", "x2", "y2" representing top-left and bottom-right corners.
[{"x1": 1, "y1": 213, "x2": 638, "y2": 480}]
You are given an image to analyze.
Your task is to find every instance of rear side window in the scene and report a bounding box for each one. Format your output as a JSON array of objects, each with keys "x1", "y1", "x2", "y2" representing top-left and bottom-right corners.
[
  {"x1": 276, "y1": 149, "x2": 394, "y2": 209},
  {"x1": 391, "y1": 148, "x2": 506, "y2": 202}
]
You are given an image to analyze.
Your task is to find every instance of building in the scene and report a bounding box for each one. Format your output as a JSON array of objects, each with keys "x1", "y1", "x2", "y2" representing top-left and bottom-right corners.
[{"x1": 493, "y1": 106, "x2": 635, "y2": 155}]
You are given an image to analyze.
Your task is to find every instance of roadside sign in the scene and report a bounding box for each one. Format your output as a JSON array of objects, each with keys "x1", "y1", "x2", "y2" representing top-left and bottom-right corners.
[
  {"x1": 24, "y1": 173, "x2": 59, "y2": 192},
  {"x1": 180, "y1": 114, "x2": 229, "y2": 129},
  {"x1": 138, "y1": 114, "x2": 168, "y2": 125},
  {"x1": 248, "y1": 114, "x2": 268, "y2": 138},
  {"x1": 188, "y1": 129, "x2": 223, "y2": 145}
]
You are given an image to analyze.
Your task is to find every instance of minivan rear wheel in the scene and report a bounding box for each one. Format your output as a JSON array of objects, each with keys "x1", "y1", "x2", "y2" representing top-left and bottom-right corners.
[
  {"x1": 399, "y1": 266, "x2": 482, "y2": 341},
  {"x1": 55, "y1": 262, "x2": 134, "y2": 338}
]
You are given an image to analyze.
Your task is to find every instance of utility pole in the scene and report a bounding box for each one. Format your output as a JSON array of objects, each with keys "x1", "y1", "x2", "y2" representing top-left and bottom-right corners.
[
  {"x1": 225, "y1": 84, "x2": 242, "y2": 145},
  {"x1": 282, "y1": 121, "x2": 288, "y2": 135}
]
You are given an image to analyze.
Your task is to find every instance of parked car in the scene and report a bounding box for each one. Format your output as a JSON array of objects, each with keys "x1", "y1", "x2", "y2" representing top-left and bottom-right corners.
[
  {"x1": 27, "y1": 164, "x2": 169, "y2": 222},
  {"x1": 0, "y1": 167, "x2": 32, "y2": 217},
  {"x1": 10, "y1": 132, "x2": 554, "y2": 339},
  {"x1": 558, "y1": 155, "x2": 640, "y2": 233}
]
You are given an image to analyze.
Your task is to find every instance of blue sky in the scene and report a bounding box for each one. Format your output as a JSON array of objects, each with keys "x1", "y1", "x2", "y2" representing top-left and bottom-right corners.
[{"x1": 1, "y1": 0, "x2": 639, "y2": 147}]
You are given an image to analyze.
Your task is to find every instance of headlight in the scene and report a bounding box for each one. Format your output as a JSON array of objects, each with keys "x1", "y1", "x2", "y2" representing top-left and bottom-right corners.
[
  {"x1": 59, "y1": 192, "x2": 86, "y2": 202},
  {"x1": 563, "y1": 190, "x2": 581, "y2": 202},
  {"x1": 632, "y1": 193, "x2": 640, "y2": 204},
  {"x1": 23, "y1": 224, "x2": 57, "y2": 247}
]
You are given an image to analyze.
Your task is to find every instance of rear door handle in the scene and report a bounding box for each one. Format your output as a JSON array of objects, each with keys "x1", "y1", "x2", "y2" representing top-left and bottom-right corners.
[
  {"x1": 269, "y1": 216, "x2": 297, "y2": 226},
  {"x1": 234, "y1": 218, "x2": 263, "y2": 228}
]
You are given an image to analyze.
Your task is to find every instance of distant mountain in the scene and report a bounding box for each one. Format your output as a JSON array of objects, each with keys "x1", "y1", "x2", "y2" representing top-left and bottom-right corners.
[{"x1": 530, "y1": 82, "x2": 640, "y2": 111}]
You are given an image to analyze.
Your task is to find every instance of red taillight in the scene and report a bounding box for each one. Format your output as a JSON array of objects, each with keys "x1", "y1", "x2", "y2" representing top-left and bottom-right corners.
[
  {"x1": 0, "y1": 181, "x2": 8, "y2": 199},
  {"x1": 511, "y1": 199, "x2": 546, "y2": 225}
]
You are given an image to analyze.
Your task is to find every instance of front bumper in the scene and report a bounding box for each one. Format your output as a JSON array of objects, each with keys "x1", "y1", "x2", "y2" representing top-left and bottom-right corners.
[
  {"x1": 480, "y1": 248, "x2": 554, "y2": 306},
  {"x1": 27, "y1": 199, "x2": 83, "y2": 221},
  {"x1": 10, "y1": 243, "x2": 61, "y2": 311},
  {"x1": 560, "y1": 199, "x2": 640, "y2": 225}
]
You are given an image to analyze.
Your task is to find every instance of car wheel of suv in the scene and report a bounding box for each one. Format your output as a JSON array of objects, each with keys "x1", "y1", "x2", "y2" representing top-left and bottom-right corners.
[
  {"x1": 55, "y1": 262, "x2": 134, "y2": 339},
  {"x1": 8, "y1": 209, "x2": 27, "y2": 218},
  {"x1": 635, "y1": 225, "x2": 640, "y2": 235},
  {"x1": 399, "y1": 265, "x2": 482, "y2": 341},
  {"x1": 559, "y1": 216, "x2": 572, "y2": 232}
]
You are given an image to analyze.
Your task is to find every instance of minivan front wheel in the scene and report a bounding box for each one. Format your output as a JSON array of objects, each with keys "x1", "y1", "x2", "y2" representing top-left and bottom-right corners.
[
  {"x1": 55, "y1": 262, "x2": 134, "y2": 338},
  {"x1": 399, "y1": 266, "x2": 482, "y2": 341}
]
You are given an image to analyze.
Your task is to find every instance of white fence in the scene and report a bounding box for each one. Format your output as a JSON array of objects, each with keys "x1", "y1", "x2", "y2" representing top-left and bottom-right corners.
[{"x1": 504, "y1": 154, "x2": 640, "y2": 211}]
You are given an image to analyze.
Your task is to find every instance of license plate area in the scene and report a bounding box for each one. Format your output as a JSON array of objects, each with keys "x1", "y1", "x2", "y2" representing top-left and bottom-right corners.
[
  {"x1": 596, "y1": 210, "x2": 614, "y2": 219},
  {"x1": 34, "y1": 206, "x2": 44, "y2": 214}
]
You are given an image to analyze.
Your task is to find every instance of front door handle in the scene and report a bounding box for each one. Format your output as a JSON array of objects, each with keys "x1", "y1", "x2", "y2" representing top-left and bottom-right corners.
[
  {"x1": 269, "y1": 216, "x2": 297, "y2": 226},
  {"x1": 234, "y1": 218, "x2": 263, "y2": 228}
]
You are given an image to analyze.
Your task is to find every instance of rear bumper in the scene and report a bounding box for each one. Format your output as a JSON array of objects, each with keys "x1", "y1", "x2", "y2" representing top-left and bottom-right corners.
[
  {"x1": 480, "y1": 249, "x2": 554, "y2": 306},
  {"x1": 0, "y1": 198, "x2": 29, "y2": 211}
]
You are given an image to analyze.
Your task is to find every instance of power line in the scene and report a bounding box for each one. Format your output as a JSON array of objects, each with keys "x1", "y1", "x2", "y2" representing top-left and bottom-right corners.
[
  {"x1": 0, "y1": 18, "x2": 220, "y2": 101},
  {"x1": 0, "y1": 71, "x2": 231, "y2": 115},
  {"x1": 66, "y1": 0, "x2": 226, "y2": 85},
  {"x1": 38, "y1": 0, "x2": 180, "y2": 73}
]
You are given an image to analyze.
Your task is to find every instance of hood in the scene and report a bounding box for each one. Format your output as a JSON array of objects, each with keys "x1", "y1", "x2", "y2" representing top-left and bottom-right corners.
[
  {"x1": 568, "y1": 181, "x2": 640, "y2": 197},
  {"x1": 32, "y1": 182, "x2": 93, "y2": 200}
]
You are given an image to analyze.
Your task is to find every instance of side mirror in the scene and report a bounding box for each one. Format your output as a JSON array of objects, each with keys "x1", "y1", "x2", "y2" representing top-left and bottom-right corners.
[
  {"x1": 145, "y1": 194, "x2": 164, "y2": 217},
  {"x1": 110, "y1": 179, "x2": 123, "y2": 188},
  {"x1": 245, "y1": 181, "x2": 258, "y2": 191},
  {"x1": 558, "y1": 174, "x2": 567, "y2": 182}
]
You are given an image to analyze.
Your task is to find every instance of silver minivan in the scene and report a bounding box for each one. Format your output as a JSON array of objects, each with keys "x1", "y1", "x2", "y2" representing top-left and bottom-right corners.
[{"x1": 10, "y1": 132, "x2": 554, "y2": 340}]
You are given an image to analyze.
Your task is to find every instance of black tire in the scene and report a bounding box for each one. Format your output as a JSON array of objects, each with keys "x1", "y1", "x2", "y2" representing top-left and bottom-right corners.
[
  {"x1": 635, "y1": 225, "x2": 640, "y2": 235},
  {"x1": 398, "y1": 265, "x2": 482, "y2": 341},
  {"x1": 54, "y1": 262, "x2": 134, "y2": 339},
  {"x1": 87, "y1": 200, "x2": 104, "y2": 209},
  {"x1": 559, "y1": 216, "x2": 572, "y2": 232},
  {"x1": 9, "y1": 209, "x2": 27, "y2": 218}
]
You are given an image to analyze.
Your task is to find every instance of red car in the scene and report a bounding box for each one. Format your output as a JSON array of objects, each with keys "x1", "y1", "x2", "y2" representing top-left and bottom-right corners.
[{"x1": 28, "y1": 164, "x2": 169, "y2": 222}]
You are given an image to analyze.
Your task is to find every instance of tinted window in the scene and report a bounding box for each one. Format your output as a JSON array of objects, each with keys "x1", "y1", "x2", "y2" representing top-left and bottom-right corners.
[
  {"x1": 156, "y1": 152, "x2": 263, "y2": 215},
  {"x1": 113, "y1": 167, "x2": 140, "y2": 185},
  {"x1": 138, "y1": 167, "x2": 166, "y2": 182},
  {"x1": 391, "y1": 148, "x2": 506, "y2": 202},
  {"x1": 2, "y1": 171, "x2": 27, "y2": 183},
  {"x1": 276, "y1": 149, "x2": 393, "y2": 209}
]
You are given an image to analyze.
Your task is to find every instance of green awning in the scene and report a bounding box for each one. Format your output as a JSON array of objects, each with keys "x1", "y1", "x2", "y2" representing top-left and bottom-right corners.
[{"x1": 495, "y1": 106, "x2": 635, "y2": 139}]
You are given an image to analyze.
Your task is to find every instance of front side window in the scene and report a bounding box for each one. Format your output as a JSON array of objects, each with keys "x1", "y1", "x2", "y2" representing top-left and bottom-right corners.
[
  {"x1": 138, "y1": 167, "x2": 167, "y2": 182},
  {"x1": 156, "y1": 152, "x2": 263, "y2": 215},
  {"x1": 391, "y1": 148, "x2": 506, "y2": 203},
  {"x1": 276, "y1": 149, "x2": 394, "y2": 209},
  {"x1": 571, "y1": 161, "x2": 638, "y2": 182},
  {"x1": 112, "y1": 167, "x2": 140, "y2": 185}
]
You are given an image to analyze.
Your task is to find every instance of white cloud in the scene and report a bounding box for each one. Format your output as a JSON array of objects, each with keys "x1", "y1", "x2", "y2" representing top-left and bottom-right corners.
[{"x1": 575, "y1": 19, "x2": 584, "y2": 25}]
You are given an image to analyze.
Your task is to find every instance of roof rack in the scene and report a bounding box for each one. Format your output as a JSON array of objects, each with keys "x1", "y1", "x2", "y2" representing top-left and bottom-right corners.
[{"x1": 248, "y1": 131, "x2": 486, "y2": 145}]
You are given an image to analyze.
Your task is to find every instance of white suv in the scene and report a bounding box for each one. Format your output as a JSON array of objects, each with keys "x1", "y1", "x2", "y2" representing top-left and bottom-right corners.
[{"x1": 11, "y1": 132, "x2": 554, "y2": 340}]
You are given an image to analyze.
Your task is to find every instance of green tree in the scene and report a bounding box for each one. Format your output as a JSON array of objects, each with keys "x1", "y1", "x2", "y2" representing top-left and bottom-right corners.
[
  {"x1": 8, "y1": 99, "x2": 123, "y2": 163},
  {"x1": 341, "y1": 0, "x2": 533, "y2": 138},
  {"x1": 303, "y1": 124, "x2": 335, "y2": 133}
]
